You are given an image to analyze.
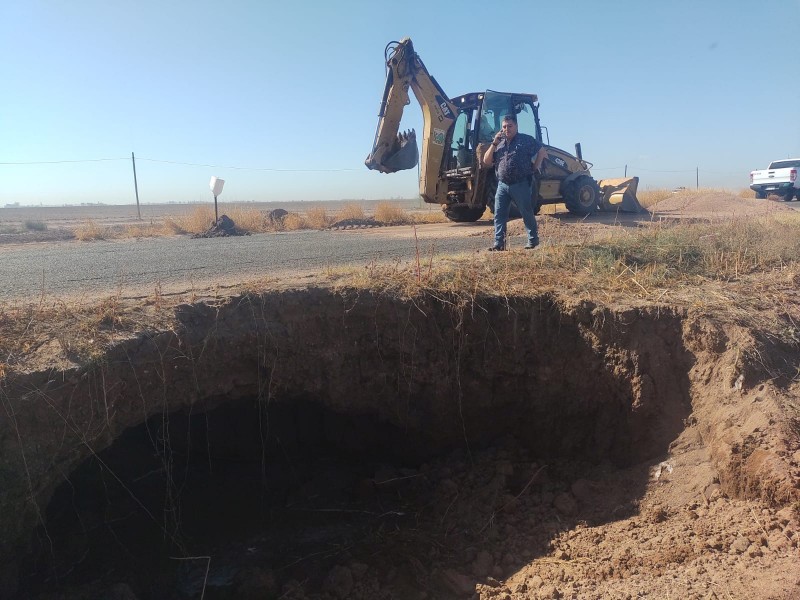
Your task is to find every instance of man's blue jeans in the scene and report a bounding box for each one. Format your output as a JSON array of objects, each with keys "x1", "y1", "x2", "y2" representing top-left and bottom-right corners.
[{"x1": 494, "y1": 180, "x2": 539, "y2": 249}]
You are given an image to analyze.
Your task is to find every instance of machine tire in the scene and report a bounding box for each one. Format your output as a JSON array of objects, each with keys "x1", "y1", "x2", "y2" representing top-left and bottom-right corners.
[
  {"x1": 754, "y1": 190, "x2": 767, "y2": 199},
  {"x1": 443, "y1": 204, "x2": 486, "y2": 223},
  {"x1": 485, "y1": 177, "x2": 497, "y2": 212},
  {"x1": 564, "y1": 176, "x2": 600, "y2": 216},
  {"x1": 786, "y1": 189, "x2": 796, "y2": 202}
]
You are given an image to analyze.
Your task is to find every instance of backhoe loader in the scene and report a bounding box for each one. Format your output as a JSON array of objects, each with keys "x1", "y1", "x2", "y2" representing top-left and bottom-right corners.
[{"x1": 365, "y1": 38, "x2": 642, "y2": 222}]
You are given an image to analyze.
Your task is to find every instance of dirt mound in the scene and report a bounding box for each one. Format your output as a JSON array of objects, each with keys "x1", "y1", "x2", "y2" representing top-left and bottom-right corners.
[
  {"x1": 650, "y1": 191, "x2": 797, "y2": 218},
  {"x1": 190, "y1": 214, "x2": 249, "y2": 238}
]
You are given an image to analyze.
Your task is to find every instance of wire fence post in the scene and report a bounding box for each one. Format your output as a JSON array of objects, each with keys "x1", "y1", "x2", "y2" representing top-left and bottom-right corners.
[{"x1": 132, "y1": 152, "x2": 141, "y2": 220}]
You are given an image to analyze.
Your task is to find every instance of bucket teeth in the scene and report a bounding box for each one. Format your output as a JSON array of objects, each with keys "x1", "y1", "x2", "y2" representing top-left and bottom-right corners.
[{"x1": 381, "y1": 129, "x2": 418, "y2": 172}]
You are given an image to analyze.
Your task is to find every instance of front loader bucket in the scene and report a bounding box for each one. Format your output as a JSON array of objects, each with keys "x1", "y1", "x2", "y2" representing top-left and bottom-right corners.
[
  {"x1": 365, "y1": 129, "x2": 419, "y2": 173},
  {"x1": 597, "y1": 177, "x2": 644, "y2": 213}
]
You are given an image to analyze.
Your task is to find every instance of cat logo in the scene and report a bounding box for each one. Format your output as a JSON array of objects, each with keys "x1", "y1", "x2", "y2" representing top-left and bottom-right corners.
[
  {"x1": 434, "y1": 95, "x2": 452, "y2": 122},
  {"x1": 551, "y1": 155, "x2": 567, "y2": 170}
]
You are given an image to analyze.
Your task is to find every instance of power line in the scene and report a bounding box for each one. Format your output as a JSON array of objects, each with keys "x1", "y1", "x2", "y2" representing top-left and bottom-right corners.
[
  {"x1": 136, "y1": 157, "x2": 359, "y2": 172},
  {"x1": 0, "y1": 156, "x2": 359, "y2": 171},
  {"x1": 0, "y1": 158, "x2": 128, "y2": 165}
]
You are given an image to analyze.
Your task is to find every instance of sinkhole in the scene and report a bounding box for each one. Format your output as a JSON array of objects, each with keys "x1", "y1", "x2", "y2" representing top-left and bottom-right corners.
[{"x1": 12, "y1": 293, "x2": 694, "y2": 599}]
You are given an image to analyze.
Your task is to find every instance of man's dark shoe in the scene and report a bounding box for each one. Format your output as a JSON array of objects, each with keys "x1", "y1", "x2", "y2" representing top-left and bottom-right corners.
[
  {"x1": 524, "y1": 240, "x2": 539, "y2": 250},
  {"x1": 488, "y1": 245, "x2": 506, "y2": 252}
]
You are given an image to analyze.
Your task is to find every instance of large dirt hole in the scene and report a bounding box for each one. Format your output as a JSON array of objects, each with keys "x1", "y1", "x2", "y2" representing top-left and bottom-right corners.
[
  {"x1": 15, "y1": 296, "x2": 697, "y2": 599},
  {"x1": 24, "y1": 397, "x2": 436, "y2": 598}
]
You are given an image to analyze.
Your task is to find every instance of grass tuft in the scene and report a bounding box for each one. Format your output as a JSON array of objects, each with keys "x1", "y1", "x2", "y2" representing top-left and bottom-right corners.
[
  {"x1": 24, "y1": 220, "x2": 47, "y2": 231},
  {"x1": 374, "y1": 202, "x2": 410, "y2": 225},
  {"x1": 74, "y1": 220, "x2": 110, "y2": 241},
  {"x1": 305, "y1": 207, "x2": 330, "y2": 229},
  {"x1": 336, "y1": 203, "x2": 366, "y2": 221},
  {"x1": 282, "y1": 213, "x2": 307, "y2": 231}
]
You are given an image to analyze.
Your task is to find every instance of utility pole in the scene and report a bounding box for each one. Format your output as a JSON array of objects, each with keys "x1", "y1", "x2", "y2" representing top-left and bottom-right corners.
[
  {"x1": 131, "y1": 152, "x2": 141, "y2": 219},
  {"x1": 696, "y1": 166, "x2": 699, "y2": 189}
]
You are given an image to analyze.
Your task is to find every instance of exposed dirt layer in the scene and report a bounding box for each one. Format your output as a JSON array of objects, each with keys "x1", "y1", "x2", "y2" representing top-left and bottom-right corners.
[{"x1": 1, "y1": 287, "x2": 798, "y2": 600}]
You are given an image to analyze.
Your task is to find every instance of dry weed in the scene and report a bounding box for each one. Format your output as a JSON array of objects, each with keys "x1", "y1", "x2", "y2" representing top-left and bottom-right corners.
[
  {"x1": 162, "y1": 218, "x2": 187, "y2": 234},
  {"x1": 412, "y1": 210, "x2": 449, "y2": 224},
  {"x1": 282, "y1": 213, "x2": 307, "y2": 231},
  {"x1": 374, "y1": 202, "x2": 410, "y2": 225},
  {"x1": 305, "y1": 207, "x2": 330, "y2": 229},
  {"x1": 24, "y1": 220, "x2": 47, "y2": 231},
  {"x1": 123, "y1": 223, "x2": 171, "y2": 238},
  {"x1": 332, "y1": 213, "x2": 800, "y2": 305},
  {"x1": 74, "y1": 220, "x2": 110, "y2": 241},
  {"x1": 226, "y1": 208, "x2": 268, "y2": 233},
  {"x1": 176, "y1": 206, "x2": 216, "y2": 234},
  {"x1": 336, "y1": 203, "x2": 366, "y2": 221}
]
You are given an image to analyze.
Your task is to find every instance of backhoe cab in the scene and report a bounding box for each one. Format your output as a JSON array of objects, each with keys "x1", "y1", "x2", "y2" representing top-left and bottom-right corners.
[{"x1": 365, "y1": 38, "x2": 642, "y2": 222}]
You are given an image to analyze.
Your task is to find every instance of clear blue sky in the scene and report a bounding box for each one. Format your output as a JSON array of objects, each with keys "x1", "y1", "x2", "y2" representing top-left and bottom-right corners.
[{"x1": 2, "y1": 0, "x2": 798, "y2": 206}]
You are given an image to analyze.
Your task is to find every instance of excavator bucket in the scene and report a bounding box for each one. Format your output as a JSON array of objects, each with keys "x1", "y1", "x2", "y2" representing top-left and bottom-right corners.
[
  {"x1": 597, "y1": 176, "x2": 645, "y2": 213},
  {"x1": 367, "y1": 129, "x2": 419, "y2": 173}
]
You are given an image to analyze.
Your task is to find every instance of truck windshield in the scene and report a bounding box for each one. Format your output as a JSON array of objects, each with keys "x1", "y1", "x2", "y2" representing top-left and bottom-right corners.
[{"x1": 769, "y1": 159, "x2": 800, "y2": 169}]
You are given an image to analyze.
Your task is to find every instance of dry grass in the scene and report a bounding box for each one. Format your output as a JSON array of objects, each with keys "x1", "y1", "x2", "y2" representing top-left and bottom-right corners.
[
  {"x1": 24, "y1": 220, "x2": 47, "y2": 231},
  {"x1": 166, "y1": 206, "x2": 215, "y2": 235},
  {"x1": 337, "y1": 203, "x2": 366, "y2": 221},
  {"x1": 282, "y1": 213, "x2": 307, "y2": 231},
  {"x1": 374, "y1": 202, "x2": 410, "y2": 225},
  {"x1": 332, "y1": 213, "x2": 800, "y2": 306},
  {"x1": 74, "y1": 220, "x2": 110, "y2": 241},
  {"x1": 411, "y1": 210, "x2": 450, "y2": 224},
  {"x1": 305, "y1": 207, "x2": 331, "y2": 230},
  {"x1": 3, "y1": 212, "x2": 800, "y2": 372},
  {"x1": 226, "y1": 208, "x2": 268, "y2": 233}
]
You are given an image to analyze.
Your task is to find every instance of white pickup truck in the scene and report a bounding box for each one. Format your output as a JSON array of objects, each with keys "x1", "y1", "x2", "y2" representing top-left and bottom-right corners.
[{"x1": 750, "y1": 158, "x2": 800, "y2": 200}]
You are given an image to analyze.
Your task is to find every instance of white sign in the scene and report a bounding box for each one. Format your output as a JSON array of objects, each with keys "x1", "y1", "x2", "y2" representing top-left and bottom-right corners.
[{"x1": 209, "y1": 176, "x2": 225, "y2": 196}]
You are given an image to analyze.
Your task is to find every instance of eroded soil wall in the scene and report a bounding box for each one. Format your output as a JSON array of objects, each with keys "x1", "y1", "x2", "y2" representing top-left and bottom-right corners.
[{"x1": 1, "y1": 289, "x2": 697, "y2": 595}]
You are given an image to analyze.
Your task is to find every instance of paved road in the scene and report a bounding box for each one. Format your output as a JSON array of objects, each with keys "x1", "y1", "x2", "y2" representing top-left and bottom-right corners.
[{"x1": 0, "y1": 225, "x2": 489, "y2": 301}]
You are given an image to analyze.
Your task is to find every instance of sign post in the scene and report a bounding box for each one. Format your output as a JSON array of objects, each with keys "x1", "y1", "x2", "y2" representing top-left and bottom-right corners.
[{"x1": 209, "y1": 176, "x2": 225, "y2": 223}]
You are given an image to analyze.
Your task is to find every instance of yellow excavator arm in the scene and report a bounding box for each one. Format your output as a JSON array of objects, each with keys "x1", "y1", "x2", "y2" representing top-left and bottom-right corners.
[{"x1": 365, "y1": 38, "x2": 458, "y2": 203}]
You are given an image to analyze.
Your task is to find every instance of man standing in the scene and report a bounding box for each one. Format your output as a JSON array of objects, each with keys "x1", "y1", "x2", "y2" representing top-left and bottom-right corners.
[{"x1": 482, "y1": 114, "x2": 547, "y2": 251}]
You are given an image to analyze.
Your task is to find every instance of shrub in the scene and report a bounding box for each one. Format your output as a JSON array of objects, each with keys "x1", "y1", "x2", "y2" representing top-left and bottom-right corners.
[
  {"x1": 337, "y1": 203, "x2": 366, "y2": 221},
  {"x1": 74, "y1": 220, "x2": 109, "y2": 241},
  {"x1": 305, "y1": 207, "x2": 330, "y2": 229},
  {"x1": 24, "y1": 220, "x2": 47, "y2": 231},
  {"x1": 374, "y1": 202, "x2": 409, "y2": 225},
  {"x1": 282, "y1": 213, "x2": 306, "y2": 231}
]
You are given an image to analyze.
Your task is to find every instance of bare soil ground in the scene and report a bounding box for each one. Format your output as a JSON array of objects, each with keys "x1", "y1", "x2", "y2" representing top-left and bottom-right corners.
[{"x1": 3, "y1": 191, "x2": 800, "y2": 599}]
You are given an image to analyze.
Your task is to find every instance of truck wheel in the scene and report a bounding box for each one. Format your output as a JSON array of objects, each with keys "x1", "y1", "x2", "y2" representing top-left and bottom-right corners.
[
  {"x1": 755, "y1": 190, "x2": 767, "y2": 199},
  {"x1": 565, "y1": 176, "x2": 600, "y2": 216},
  {"x1": 443, "y1": 204, "x2": 486, "y2": 222},
  {"x1": 786, "y1": 189, "x2": 796, "y2": 202}
]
